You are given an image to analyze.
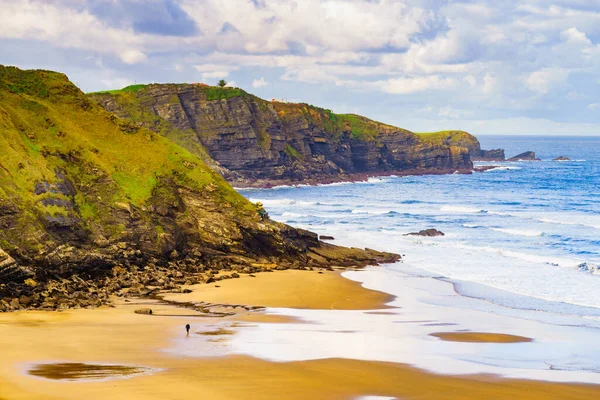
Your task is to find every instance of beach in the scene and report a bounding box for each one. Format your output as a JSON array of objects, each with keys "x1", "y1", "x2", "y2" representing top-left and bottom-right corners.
[{"x1": 2, "y1": 268, "x2": 600, "y2": 400}]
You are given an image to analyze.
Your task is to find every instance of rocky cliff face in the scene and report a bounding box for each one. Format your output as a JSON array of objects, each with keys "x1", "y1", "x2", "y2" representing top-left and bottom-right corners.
[
  {"x1": 90, "y1": 85, "x2": 476, "y2": 186},
  {"x1": 474, "y1": 149, "x2": 506, "y2": 161},
  {"x1": 0, "y1": 66, "x2": 399, "y2": 311}
]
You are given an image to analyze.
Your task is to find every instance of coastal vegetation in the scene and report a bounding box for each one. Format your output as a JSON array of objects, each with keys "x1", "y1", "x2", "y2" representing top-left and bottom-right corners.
[{"x1": 0, "y1": 65, "x2": 399, "y2": 312}]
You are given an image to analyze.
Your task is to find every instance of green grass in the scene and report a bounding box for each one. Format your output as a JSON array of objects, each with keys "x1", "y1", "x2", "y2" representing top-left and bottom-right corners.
[
  {"x1": 0, "y1": 65, "x2": 259, "y2": 252},
  {"x1": 87, "y1": 84, "x2": 147, "y2": 95},
  {"x1": 413, "y1": 130, "x2": 475, "y2": 147},
  {"x1": 283, "y1": 144, "x2": 302, "y2": 159},
  {"x1": 203, "y1": 86, "x2": 245, "y2": 101}
]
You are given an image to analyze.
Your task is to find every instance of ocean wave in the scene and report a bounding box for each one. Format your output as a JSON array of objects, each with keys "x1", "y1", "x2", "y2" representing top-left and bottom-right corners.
[
  {"x1": 351, "y1": 209, "x2": 396, "y2": 215},
  {"x1": 483, "y1": 166, "x2": 523, "y2": 172},
  {"x1": 281, "y1": 211, "x2": 304, "y2": 218},
  {"x1": 437, "y1": 243, "x2": 583, "y2": 268},
  {"x1": 462, "y1": 224, "x2": 481, "y2": 228},
  {"x1": 538, "y1": 217, "x2": 600, "y2": 230},
  {"x1": 490, "y1": 228, "x2": 543, "y2": 237},
  {"x1": 248, "y1": 198, "x2": 324, "y2": 207},
  {"x1": 440, "y1": 205, "x2": 484, "y2": 213},
  {"x1": 401, "y1": 200, "x2": 424, "y2": 204}
]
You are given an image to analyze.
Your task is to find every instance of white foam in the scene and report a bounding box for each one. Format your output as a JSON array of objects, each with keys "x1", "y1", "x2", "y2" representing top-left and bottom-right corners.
[
  {"x1": 538, "y1": 217, "x2": 600, "y2": 230},
  {"x1": 462, "y1": 224, "x2": 480, "y2": 228},
  {"x1": 282, "y1": 211, "x2": 303, "y2": 218},
  {"x1": 484, "y1": 166, "x2": 523, "y2": 172},
  {"x1": 490, "y1": 228, "x2": 543, "y2": 237},
  {"x1": 210, "y1": 268, "x2": 600, "y2": 385},
  {"x1": 440, "y1": 205, "x2": 483, "y2": 213},
  {"x1": 351, "y1": 209, "x2": 393, "y2": 215}
]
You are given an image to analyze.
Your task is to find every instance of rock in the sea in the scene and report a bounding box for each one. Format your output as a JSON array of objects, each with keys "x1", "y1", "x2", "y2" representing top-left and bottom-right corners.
[
  {"x1": 507, "y1": 151, "x2": 540, "y2": 161},
  {"x1": 472, "y1": 149, "x2": 506, "y2": 161},
  {"x1": 134, "y1": 308, "x2": 153, "y2": 315},
  {"x1": 554, "y1": 156, "x2": 570, "y2": 161},
  {"x1": 320, "y1": 235, "x2": 335, "y2": 240},
  {"x1": 404, "y1": 229, "x2": 445, "y2": 237}
]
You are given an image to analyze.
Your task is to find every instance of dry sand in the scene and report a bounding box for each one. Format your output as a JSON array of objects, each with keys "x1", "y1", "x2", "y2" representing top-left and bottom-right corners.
[{"x1": 1, "y1": 269, "x2": 600, "y2": 400}]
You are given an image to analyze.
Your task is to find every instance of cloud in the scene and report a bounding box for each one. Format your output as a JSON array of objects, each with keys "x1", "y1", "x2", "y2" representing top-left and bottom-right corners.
[
  {"x1": 587, "y1": 103, "x2": 600, "y2": 111},
  {"x1": 1, "y1": 0, "x2": 600, "y2": 134},
  {"x1": 560, "y1": 27, "x2": 592, "y2": 46},
  {"x1": 252, "y1": 77, "x2": 268, "y2": 88},
  {"x1": 525, "y1": 68, "x2": 569, "y2": 94},
  {"x1": 120, "y1": 49, "x2": 147, "y2": 64},
  {"x1": 195, "y1": 64, "x2": 238, "y2": 82},
  {"x1": 380, "y1": 75, "x2": 457, "y2": 95}
]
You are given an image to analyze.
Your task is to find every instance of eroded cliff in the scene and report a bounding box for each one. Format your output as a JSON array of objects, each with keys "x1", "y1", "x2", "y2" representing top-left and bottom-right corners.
[{"x1": 90, "y1": 84, "x2": 478, "y2": 186}]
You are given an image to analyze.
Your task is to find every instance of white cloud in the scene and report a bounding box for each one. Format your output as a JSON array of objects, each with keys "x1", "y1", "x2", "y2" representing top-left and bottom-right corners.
[
  {"x1": 483, "y1": 74, "x2": 497, "y2": 94},
  {"x1": 200, "y1": 71, "x2": 229, "y2": 81},
  {"x1": 525, "y1": 68, "x2": 569, "y2": 94},
  {"x1": 587, "y1": 103, "x2": 600, "y2": 111},
  {"x1": 195, "y1": 64, "x2": 237, "y2": 82},
  {"x1": 380, "y1": 76, "x2": 457, "y2": 95},
  {"x1": 560, "y1": 27, "x2": 592, "y2": 46},
  {"x1": 252, "y1": 77, "x2": 268, "y2": 88},
  {"x1": 120, "y1": 49, "x2": 147, "y2": 64},
  {"x1": 100, "y1": 77, "x2": 134, "y2": 89},
  {"x1": 2, "y1": 0, "x2": 600, "y2": 134}
]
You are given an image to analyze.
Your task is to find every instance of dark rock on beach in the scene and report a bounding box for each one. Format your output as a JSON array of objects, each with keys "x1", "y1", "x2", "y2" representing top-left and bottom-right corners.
[
  {"x1": 134, "y1": 308, "x2": 153, "y2": 315},
  {"x1": 319, "y1": 235, "x2": 335, "y2": 240}
]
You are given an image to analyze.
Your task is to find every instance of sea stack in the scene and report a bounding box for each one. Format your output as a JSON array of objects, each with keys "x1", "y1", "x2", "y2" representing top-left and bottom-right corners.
[{"x1": 507, "y1": 151, "x2": 540, "y2": 161}]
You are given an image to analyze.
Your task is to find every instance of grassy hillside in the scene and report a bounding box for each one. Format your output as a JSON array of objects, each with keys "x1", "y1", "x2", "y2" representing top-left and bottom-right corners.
[
  {"x1": 0, "y1": 66, "x2": 256, "y2": 255},
  {"x1": 414, "y1": 130, "x2": 479, "y2": 148}
]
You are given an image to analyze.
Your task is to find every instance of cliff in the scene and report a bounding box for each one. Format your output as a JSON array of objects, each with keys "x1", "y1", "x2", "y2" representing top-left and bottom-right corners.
[
  {"x1": 0, "y1": 66, "x2": 399, "y2": 311},
  {"x1": 89, "y1": 85, "x2": 478, "y2": 186}
]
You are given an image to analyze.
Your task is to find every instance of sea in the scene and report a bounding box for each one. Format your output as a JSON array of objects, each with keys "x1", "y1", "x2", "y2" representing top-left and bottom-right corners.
[{"x1": 238, "y1": 135, "x2": 600, "y2": 322}]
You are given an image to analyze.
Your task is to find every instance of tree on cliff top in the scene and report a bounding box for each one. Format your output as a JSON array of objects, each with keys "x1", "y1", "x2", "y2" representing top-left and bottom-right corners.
[{"x1": 217, "y1": 79, "x2": 227, "y2": 87}]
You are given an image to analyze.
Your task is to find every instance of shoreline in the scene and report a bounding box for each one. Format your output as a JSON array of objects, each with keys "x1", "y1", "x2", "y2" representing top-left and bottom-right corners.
[
  {"x1": 2, "y1": 269, "x2": 600, "y2": 399},
  {"x1": 230, "y1": 167, "x2": 475, "y2": 189}
]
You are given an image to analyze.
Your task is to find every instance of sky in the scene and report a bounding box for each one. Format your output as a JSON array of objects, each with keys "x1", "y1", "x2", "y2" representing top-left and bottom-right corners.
[{"x1": 1, "y1": 0, "x2": 599, "y2": 136}]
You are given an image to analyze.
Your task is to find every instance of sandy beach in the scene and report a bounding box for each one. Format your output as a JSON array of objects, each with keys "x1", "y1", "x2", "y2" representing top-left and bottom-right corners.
[{"x1": 1, "y1": 269, "x2": 600, "y2": 400}]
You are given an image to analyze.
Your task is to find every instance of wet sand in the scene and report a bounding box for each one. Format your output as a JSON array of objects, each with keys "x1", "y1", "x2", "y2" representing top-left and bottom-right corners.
[
  {"x1": 1, "y1": 270, "x2": 600, "y2": 399},
  {"x1": 431, "y1": 332, "x2": 533, "y2": 343},
  {"x1": 164, "y1": 270, "x2": 395, "y2": 310}
]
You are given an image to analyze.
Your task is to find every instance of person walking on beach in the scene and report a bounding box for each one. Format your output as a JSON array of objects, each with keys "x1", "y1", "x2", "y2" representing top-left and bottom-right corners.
[{"x1": 185, "y1": 324, "x2": 191, "y2": 335}]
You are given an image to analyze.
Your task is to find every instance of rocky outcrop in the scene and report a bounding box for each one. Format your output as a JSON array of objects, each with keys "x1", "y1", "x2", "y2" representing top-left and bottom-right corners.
[
  {"x1": 404, "y1": 229, "x2": 445, "y2": 237},
  {"x1": 554, "y1": 156, "x2": 570, "y2": 161},
  {"x1": 472, "y1": 149, "x2": 506, "y2": 161},
  {"x1": 90, "y1": 86, "x2": 476, "y2": 186},
  {"x1": 507, "y1": 151, "x2": 540, "y2": 161},
  {"x1": 0, "y1": 66, "x2": 400, "y2": 312}
]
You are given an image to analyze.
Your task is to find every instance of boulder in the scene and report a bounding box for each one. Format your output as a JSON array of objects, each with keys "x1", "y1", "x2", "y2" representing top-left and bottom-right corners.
[
  {"x1": 554, "y1": 156, "x2": 570, "y2": 161},
  {"x1": 507, "y1": 151, "x2": 540, "y2": 161},
  {"x1": 404, "y1": 229, "x2": 445, "y2": 237},
  {"x1": 134, "y1": 308, "x2": 153, "y2": 315},
  {"x1": 319, "y1": 235, "x2": 335, "y2": 240}
]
